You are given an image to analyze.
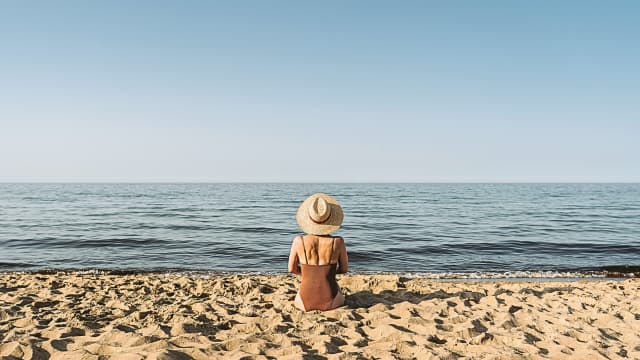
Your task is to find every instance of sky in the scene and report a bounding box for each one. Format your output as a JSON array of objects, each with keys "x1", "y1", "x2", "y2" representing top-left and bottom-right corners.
[{"x1": 1, "y1": 1, "x2": 638, "y2": 182}]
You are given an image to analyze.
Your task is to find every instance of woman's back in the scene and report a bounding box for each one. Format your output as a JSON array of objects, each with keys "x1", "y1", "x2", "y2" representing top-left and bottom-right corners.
[{"x1": 299, "y1": 235, "x2": 338, "y2": 266}]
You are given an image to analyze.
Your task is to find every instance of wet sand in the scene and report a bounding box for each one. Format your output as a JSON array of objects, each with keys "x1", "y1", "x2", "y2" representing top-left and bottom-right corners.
[{"x1": 1, "y1": 273, "x2": 639, "y2": 359}]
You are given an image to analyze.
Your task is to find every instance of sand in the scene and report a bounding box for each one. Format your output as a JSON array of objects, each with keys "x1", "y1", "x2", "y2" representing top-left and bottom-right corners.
[{"x1": 1, "y1": 273, "x2": 639, "y2": 359}]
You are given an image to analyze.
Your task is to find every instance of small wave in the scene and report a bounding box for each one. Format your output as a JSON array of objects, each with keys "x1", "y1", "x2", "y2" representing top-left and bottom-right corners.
[
  {"x1": 1, "y1": 238, "x2": 173, "y2": 248},
  {"x1": 497, "y1": 241, "x2": 640, "y2": 255},
  {"x1": 388, "y1": 241, "x2": 640, "y2": 256},
  {"x1": 165, "y1": 224, "x2": 216, "y2": 231},
  {"x1": 233, "y1": 227, "x2": 296, "y2": 234},
  {"x1": 0, "y1": 261, "x2": 36, "y2": 269},
  {"x1": 345, "y1": 250, "x2": 389, "y2": 262}
]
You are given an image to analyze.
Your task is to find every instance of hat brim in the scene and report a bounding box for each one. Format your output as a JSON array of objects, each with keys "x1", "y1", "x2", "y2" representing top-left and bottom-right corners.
[{"x1": 296, "y1": 193, "x2": 344, "y2": 235}]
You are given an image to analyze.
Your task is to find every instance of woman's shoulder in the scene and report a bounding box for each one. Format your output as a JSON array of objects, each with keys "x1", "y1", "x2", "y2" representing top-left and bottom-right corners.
[{"x1": 292, "y1": 235, "x2": 304, "y2": 246}]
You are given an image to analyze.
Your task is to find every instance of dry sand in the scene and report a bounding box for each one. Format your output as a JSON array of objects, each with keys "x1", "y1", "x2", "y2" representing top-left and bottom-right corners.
[{"x1": 1, "y1": 273, "x2": 639, "y2": 359}]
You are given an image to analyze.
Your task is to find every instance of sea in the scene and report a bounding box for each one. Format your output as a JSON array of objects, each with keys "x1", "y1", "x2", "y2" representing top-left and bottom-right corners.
[{"x1": 1, "y1": 183, "x2": 639, "y2": 278}]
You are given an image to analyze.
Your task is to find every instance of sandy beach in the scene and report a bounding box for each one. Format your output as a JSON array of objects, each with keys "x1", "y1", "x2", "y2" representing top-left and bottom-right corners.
[{"x1": 1, "y1": 273, "x2": 638, "y2": 359}]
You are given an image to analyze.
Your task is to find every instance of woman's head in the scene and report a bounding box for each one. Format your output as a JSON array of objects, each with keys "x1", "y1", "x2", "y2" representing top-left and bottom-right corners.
[{"x1": 296, "y1": 193, "x2": 343, "y2": 235}]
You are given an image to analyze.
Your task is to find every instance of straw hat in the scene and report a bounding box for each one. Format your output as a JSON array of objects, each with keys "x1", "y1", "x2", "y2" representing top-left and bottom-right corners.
[{"x1": 296, "y1": 193, "x2": 344, "y2": 235}]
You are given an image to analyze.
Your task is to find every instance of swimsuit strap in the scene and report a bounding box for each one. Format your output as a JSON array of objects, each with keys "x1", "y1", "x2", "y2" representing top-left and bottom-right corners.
[
  {"x1": 301, "y1": 235, "x2": 309, "y2": 264},
  {"x1": 330, "y1": 236, "x2": 336, "y2": 264}
]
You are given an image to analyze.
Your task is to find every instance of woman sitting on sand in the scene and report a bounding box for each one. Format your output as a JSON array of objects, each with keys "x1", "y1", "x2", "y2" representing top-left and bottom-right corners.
[{"x1": 288, "y1": 193, "x2": 349, "y2": 311}]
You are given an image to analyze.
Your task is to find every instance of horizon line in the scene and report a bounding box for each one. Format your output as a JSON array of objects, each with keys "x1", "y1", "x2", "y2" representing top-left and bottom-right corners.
[{"x1": 1, "y1": 181, "x2": 639, "y2": 185}]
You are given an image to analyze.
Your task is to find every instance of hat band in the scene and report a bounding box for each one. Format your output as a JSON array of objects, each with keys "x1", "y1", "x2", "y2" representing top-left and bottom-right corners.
[{"x1": 309, "y1": 214, "x2": 329, "y2": 224}]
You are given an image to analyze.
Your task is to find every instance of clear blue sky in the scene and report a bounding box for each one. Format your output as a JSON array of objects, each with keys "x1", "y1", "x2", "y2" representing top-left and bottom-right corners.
[{"x1": 1, "y1": 1, "x2": 638, "y2": 182}]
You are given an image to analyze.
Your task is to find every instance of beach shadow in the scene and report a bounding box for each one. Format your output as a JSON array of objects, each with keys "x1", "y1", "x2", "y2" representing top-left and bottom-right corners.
[{"x1": 345, "y1": 289, "x2": 486, "y2": 309}]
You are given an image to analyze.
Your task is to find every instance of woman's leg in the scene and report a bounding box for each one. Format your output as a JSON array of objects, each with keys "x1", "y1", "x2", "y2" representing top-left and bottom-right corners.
[
  {"x1": 331, "y1": 290, "x2": 345, "y2": 309},
  {"x1": 294, "y1": 291, "x2": 306, "y2": 311}
]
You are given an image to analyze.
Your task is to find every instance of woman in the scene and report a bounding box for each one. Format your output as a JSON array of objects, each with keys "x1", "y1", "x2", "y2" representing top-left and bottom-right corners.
[{"x1": 288, "y1": 193, "x2": 348, "y2": 311}]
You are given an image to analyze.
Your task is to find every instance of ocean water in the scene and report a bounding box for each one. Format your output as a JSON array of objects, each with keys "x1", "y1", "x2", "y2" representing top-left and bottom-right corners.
[{"x1": 1, "y1": 183, "x2": 639, "y2": 277}]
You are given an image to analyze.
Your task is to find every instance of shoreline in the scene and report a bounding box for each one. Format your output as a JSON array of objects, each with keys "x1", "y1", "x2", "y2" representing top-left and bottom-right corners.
[
  {"x1": 2, "y1": 273, "x2": 639, "y2": 359},
  {"x1": 2, "y1": 268, "x2": 638, "y2": 280}
]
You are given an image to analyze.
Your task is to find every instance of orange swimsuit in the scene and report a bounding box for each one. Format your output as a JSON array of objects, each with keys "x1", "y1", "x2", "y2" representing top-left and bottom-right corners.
[{"x1": 298, "y1": 236, "x2": 340, "y2": 311}]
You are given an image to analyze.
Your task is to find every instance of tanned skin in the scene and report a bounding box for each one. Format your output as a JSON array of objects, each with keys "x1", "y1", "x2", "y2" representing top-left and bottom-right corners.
[{"x1": 288, "y1": 235, "x2": 348, "y2": 275}]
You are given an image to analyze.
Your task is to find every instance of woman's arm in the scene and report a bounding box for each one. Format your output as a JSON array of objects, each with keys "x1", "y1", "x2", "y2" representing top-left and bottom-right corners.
[
  {"x1": 336, "y1": 236, "x2": 348, "y2": 274},
  {"x1": 288, "y1": 236, "x2": 302, "y2": 275}
]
